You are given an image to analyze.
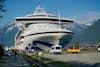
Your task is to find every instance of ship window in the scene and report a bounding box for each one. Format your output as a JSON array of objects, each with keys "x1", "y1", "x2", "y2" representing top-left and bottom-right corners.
[{"x1": 20, "y1": 36, "x2": 24, "y2": 38}]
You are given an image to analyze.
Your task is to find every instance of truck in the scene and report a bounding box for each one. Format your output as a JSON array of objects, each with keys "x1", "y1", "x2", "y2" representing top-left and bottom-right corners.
[
  {"x1": 49, "y1": 45, "x2": 62, "y2": 54},
  {"x1": 64, "y1": 45, "x2": 80, "y2": 53}
]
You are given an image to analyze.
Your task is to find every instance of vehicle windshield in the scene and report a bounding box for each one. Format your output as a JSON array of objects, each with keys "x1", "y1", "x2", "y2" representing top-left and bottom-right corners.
[{"x1": 56, "y1": 47, "x2": 61, "y2": 49}]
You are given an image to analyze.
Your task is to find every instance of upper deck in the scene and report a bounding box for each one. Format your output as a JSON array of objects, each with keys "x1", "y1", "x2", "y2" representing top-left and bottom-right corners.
[{"x1": 15, "y1": 6, "x2": 73, "y2": 24}]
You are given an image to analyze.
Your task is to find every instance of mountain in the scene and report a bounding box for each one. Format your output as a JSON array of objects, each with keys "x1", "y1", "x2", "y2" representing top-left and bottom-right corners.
[
  {"x1": 78, "y1": 19, "x2": 100, "y2": 45},
  {"x1": 67, "y1": 22, "x2": 89, "y2": 45},
  {"x1": 67, "y1": 22, "x2": 89, "y2": 36},
  {"x1": 68, "y1": 19, "x2": 100, "y2": 45},
  {"x1": 0, "y1": 25, "x2": 1, "y2": 29},
  {"x1": 0, "y1": 23, "x2": 18, "y2": 47}
]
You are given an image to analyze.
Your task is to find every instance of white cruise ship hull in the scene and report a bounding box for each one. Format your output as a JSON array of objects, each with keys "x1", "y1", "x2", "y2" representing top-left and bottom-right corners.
[{"x1": 15, "y1": 31, "x2": 73, "y2": 51}]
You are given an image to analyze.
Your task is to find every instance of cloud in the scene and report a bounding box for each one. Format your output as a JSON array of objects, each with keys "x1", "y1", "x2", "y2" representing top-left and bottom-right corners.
[{"x1": 69, "y1": 11, "x2": 100, "y2": 24}]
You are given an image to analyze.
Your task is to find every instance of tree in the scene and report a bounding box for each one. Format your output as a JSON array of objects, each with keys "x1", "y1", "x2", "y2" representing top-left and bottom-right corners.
[
  {"x1": 0, "y1": 0, "x2": 6, "y2": 18},
  {"x1": 0, "y1": 45, "x2": 4, "y2": 58}
]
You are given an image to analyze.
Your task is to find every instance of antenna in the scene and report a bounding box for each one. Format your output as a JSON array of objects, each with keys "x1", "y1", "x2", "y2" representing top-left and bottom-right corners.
[
  {"x1": 38, "y1": 4, "x2": 40, "y2": 9},
  {"x1": 58, "y1": 12, "x2": 61, "y2": 30}
]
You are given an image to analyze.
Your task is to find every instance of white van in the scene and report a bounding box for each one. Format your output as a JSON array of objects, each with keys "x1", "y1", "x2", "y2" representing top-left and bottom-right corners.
[
  {"x1": 49, "y1": 45, "x2": 62, "y2": 54},
  {"x1": 97, "y1": 45, "x2": 100, "y2": 52}
]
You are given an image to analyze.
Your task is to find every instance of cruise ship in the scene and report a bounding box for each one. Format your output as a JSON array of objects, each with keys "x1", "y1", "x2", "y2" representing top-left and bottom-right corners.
[{"x1": 14, "y1": 6, "x2": 73, "y2": 51}]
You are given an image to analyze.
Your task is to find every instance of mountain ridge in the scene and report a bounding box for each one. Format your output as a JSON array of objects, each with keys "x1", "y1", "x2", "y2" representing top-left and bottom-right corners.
[{"x1": 79, "y1": 19, "x2": 100, "y2": 44}]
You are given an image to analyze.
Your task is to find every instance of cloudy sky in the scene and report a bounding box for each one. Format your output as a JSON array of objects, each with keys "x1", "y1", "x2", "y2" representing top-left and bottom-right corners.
[{"x1": 0, "y1": 0, "x2": 100, "y2": 26}]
